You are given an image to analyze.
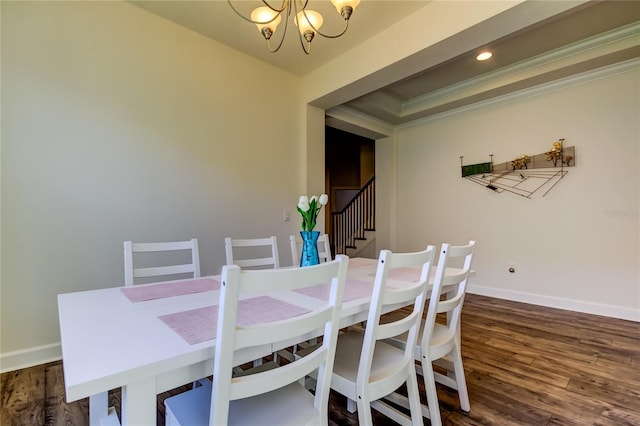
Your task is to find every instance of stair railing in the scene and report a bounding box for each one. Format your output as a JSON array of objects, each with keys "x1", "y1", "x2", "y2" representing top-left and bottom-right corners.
[{"x1": 331, "y1": 177, "x2": 375, "y2": 255}]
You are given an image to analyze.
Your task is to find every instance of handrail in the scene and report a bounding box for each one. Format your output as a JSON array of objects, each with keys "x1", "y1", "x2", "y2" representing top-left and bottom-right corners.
[{"x1": 331, "y1": 177, "x2": 375, "y2": 255}]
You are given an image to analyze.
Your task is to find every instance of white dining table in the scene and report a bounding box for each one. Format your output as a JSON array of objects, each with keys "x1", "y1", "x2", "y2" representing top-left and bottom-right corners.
[{"x1": 57, "y1": 257, "x2": 466, "y2": 425}]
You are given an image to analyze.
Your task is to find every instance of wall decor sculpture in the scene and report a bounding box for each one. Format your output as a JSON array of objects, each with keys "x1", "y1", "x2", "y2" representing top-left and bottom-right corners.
[{"x1": 461, "y1": 139, "x2": 575, "y2": 198}]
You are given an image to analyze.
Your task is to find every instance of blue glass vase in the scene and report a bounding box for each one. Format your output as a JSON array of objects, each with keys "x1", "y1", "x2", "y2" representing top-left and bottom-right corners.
[{"x1": 300, "y1": 230, "x2": 321, "y2": 267}]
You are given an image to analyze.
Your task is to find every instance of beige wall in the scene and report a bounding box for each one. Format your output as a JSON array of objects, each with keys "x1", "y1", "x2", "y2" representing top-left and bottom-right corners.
[
  {"x1": 1, "y1": 0, "x2": 523, "y2": 371},
  {"x1": 393, "y1": 65, "x2": 640, "y2": 320},
  {"x1": 1, "y1": 1, "x2": 305, "y2": 369}
]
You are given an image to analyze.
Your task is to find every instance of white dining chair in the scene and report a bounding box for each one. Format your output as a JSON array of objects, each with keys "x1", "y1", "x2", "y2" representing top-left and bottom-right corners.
[
  {"x1": 289, "y1": 233, "x2": 332, "y2": 266},
  {"x1": 224, "y1": 236, "x2": 280, "y2": 270},
  {"x1": 288, "y1": 233, "x2": 331, "y2": 351},
  {"x1": 123, "y1": 238, "x2": 207, "y2": 391},
  {"x1": 384, "y1": 240, "x2": 476, "y2": 426},
  {"x1": 328, "y1": 246, "x2": 436, "y2": 425},
  {"x1": 123, "y1": 238, "x2": 200, "y2": 286},
  {"x1": 164, "y1": 256, "x2": 349, "y2": 426},
  {"x1": 224, "y1": 236, "x2": 284, "y2": 368}
]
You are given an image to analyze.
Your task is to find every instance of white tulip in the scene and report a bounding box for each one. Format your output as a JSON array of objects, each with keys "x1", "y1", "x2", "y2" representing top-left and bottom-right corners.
[
  {"x1": 298, "y1": 195, "x2": 310, "y2": 212},
  {"x1": 319, "y1": 193, "x2": 328, "y2": 205}
]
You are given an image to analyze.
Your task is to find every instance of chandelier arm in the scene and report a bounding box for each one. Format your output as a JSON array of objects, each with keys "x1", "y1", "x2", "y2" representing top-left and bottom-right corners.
[
  {"x1": 313, "y1": 17, "x2": 349, "y2": 39},
  {"x1": 294, "y1": 0, "x2": 311, "y2": 12},
  {"x1": 261, "y1": 0, "x2": 289, "y2": 14},
  {"x1": 292, "y1": 0, "x2": 311, "y2": 54},
  {"x1": 298, "y1": 7, "x2": 350, "y2": 39},
  {"x1": 266, "y1": 8, "x2": 290, "y2": 53}
]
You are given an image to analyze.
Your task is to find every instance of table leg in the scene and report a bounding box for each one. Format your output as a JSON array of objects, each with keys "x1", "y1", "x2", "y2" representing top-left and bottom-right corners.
[
  {"x1": 89, "y1": 391, "x2": 109, "y2": 426},
  {"x1": 121, "y1": 377, "x2": 156, "y2": 426}
]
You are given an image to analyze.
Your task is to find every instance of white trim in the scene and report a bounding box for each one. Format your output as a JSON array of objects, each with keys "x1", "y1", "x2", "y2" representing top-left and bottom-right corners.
[
  {"x1": 0, "y1": 342, "x2": 62, "y2": 373},
  {"x1": 400, "y1": 57, "x2": 640, "y2": 128},
  {"x1": 468, "y1": 284, "x2": 640, "y2": 323},
  {"x1": 326, "y1": 105, "x2": 395, "y2": 139},
  {"x1": 329, "y1": 58, "x2": 640, "y2": 132}
]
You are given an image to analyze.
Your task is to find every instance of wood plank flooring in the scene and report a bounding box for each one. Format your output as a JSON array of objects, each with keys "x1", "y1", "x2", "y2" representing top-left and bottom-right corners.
[{"x1": 2, "y1": 294, "x2": 639, "y2": 425}]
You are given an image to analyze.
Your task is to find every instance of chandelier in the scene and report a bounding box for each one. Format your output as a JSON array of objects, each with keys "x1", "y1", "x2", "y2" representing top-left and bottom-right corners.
[{"x1": 228, "y1": 0, "x2": 361, "y2": 54}]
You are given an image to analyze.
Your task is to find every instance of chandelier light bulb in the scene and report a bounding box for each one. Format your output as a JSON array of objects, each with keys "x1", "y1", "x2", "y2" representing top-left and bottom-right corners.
[
  {"x1": 330, "y1": 0, "x2": 361, "y2": 20},
  {"x1": 251, "y1": 6, "x2": 282, "y2": 40},
  {"x1": 296, "y1": 9, "x2": 323, "y2": 42}
]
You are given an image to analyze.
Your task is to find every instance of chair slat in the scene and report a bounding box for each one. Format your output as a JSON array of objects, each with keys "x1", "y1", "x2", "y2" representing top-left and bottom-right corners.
[{"x1": 123, "y1": 238, "x2": 200, "y2": 286}]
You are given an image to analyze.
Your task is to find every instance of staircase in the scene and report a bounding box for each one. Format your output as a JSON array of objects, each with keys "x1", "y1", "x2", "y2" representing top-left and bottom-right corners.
[
  {"x1": 331, "y1": 177, "x2": 375, "y2": 256},
  {"x1": 345, "y1": 229, "x2": 376, "y2": 258}
]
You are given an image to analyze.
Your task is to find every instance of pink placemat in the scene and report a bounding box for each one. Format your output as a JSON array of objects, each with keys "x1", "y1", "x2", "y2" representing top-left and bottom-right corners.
[
  {"x1": 295, "y1": 279, "x2": 373, "y2": 302},
  {"x1": 388, "y1": 267, "x2": 422, "y2": 282},
  {"x1": 158, "y1": 296, "x2": 311, "y2": 345},
  {"x1": 121, "y1": 278, "x2": 220, "y2": 302},
  {"x1": 349, "y1": 257, "x2": 378, "y2": 268},
  {"x1": 368, "y1": 267, "x2": 422, "y2": 282}
]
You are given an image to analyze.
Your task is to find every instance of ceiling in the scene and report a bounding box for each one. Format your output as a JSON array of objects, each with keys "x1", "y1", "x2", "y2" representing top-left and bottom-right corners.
[
  {"x1": 130, "y1": 0, "x2": 428, "y2": 76},
  {"x1": 131, "y1": 1, "x2": 639, "y2": 127}
]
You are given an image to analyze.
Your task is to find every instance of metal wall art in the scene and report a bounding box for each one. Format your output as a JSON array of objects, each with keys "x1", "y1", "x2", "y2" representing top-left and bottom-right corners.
[{"x1": 461, "y1": 139, "x2": 575, "y2": 198}]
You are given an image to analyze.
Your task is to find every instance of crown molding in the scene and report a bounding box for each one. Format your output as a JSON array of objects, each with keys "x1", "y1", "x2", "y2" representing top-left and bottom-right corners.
[
  {"x1": 401, "y1": 22, "x2": 640, "y2": 118},
  {"x1": 400, "y1": 57, "x2": 640, "y2": 129}
]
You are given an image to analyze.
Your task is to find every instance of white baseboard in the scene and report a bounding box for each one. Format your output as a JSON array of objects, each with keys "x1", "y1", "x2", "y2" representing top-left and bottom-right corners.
[
  {"x1": 0, "y1": 342, "x2": 62, "y2": 373},
  {"x1": 468, "y1": 284, "x2": 640, "y2": 322}
]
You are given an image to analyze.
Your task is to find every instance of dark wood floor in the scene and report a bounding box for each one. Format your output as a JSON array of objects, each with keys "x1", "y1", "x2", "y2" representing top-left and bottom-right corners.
[{"x1": 2, "y1": 294, "x2": 639, "y2": 425}]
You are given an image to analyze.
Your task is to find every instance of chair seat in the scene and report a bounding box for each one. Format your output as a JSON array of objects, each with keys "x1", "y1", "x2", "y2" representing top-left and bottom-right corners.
[
  {"x1": 331, "y1": 329, "x2": 404, "y2": 387},
  {"x1": 166, "y1": 378, "x2": 321, "y2": 426},
  {"x1": 388, "y1": 321, "x2": 456, "y2": 358},
  {"x1": 428, "y1": 324, "x2": 457, "y2": 358}
]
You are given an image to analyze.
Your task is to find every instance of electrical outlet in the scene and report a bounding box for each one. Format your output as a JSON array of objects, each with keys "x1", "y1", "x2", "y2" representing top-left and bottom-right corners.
[{"x1": 283, "y1": 210, "x2": 291, "y2": 222}]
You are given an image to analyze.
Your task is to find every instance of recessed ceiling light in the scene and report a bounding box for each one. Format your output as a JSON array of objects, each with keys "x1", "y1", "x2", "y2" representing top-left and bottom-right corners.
[{"x1": 476, "y1": 51, "x2": 492, "y2": 61}]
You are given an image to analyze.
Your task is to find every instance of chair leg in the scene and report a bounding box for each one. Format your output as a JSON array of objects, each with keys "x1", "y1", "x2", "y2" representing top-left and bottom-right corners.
[
  {"x1": 406, "y1": 365, "x2": 424, "y2": 426},
  {"x1": 89, "y1": 392, "x2": 109, "y2": 426},
  {"x1": 451, "y1": 345, "x2": 470, "y2": 412},
  {"x1": 356, "y1": 395, "x2": 373, "y2": 426},
  {"x1": 347, "y1": 398, "x2": 357, "y2": 413},
  {"x1": 421, "y1": 358, "x2": 442, "y2": 426}
]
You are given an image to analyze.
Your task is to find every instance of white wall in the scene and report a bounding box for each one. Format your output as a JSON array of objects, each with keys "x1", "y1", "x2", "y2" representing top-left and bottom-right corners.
[
  {"x1": 1, "y1": 1, "x2": 305, "y2": 370},
  {"x1": 394, "y1": 66, "x2": 640, "y2": 321}
]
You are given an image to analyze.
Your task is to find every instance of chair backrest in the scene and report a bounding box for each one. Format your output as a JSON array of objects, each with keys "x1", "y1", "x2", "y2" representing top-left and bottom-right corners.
[
  {"x1": 420, "y1": 240, "x2": 475, "y2": 354},
  {"x1": 123, "y1": 238, "x2": 200, "y2": 287},
  {"x1": 224, "y1": 236, "x2": 280, "y2": 269},
  {"x1": 211, "y1": 255, "x2": 349, "y2": 425},
  {"x1": 289, "y1": 233, "x2": 332, "y2": 266},
  {"x1": 358, "y1": 246, "x2": 436, "y2": 398}
]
